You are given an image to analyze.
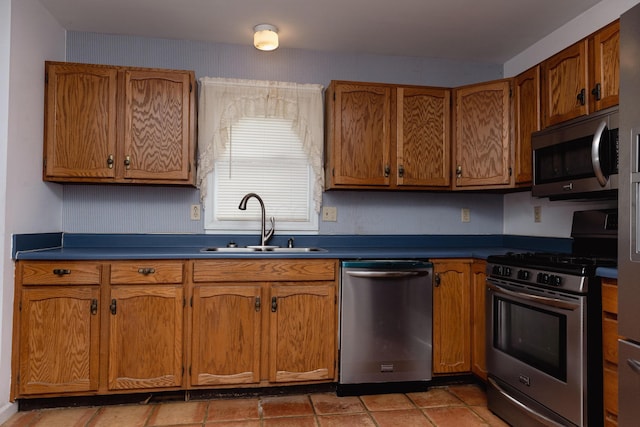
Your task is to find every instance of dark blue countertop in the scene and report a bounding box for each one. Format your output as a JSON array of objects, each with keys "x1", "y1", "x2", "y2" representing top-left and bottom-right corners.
[
  {"x1": 12, "y1": 232, "x2": 617, "y2": 277},
  {"x1": 11, "y1": 232, "x2": 568, "y2": 260}
]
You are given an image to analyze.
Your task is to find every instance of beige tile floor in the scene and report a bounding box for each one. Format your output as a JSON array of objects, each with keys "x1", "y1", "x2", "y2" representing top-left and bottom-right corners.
[{"x1": 2, "y1": 383, "x2": 510, "y2": 427}]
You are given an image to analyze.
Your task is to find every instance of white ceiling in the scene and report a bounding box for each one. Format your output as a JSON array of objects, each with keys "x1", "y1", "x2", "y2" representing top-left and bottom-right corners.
[{"x1": 37, "y1": 0, "x2": 603, "y2": 63}]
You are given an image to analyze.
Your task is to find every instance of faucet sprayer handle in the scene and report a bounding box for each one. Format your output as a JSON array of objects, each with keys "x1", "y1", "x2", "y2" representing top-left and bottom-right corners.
[{"x1": 266, "y1": 217, "x2": 275, "y2": 240}]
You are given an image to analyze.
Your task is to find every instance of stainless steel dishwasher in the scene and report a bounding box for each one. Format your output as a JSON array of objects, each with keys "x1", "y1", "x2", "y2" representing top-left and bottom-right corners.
[{"x1": 339, "y1": 260, "x2": 433, "y2": 385}]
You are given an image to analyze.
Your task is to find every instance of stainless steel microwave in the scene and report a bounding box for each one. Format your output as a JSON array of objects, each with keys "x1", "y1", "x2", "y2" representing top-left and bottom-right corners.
[{"x1": 532, "y1": 106, "x2": 619, "y2": 199}]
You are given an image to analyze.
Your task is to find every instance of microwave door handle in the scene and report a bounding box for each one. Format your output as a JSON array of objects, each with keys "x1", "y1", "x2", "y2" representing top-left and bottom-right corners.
[
  {"x1": 486, "y1": 282, "x2": 580, "y2": 311},
  {"x1": 591, "y1": 120, "x2": 608, "y2": 187}
]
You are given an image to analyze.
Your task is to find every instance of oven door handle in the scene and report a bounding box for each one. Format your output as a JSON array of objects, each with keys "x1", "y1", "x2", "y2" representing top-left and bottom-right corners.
[
  {"x1": 488, "y1": 377, "x2": 566, "y2": 427},
  {"x1": 487, "y1": 282, "x2": 580, "y2": 311}
]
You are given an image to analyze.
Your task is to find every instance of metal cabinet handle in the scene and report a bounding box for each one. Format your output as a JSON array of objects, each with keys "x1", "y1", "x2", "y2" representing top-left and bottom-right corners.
[
  {"x1": 384, "y1": 165, "x2": 390, "y2": 178},
  {"x1": 255, "y1": 296, "x2": 261, "y2": 312},
  {"x1": 137, "y1": 268, "x2": 156, "y2": 275},
  {"x1": 398, "y1": 165, "x2": 405, "y2": 178},
  {"x1": 271, "y1": 296, "x2": 278, "y2": 312},
  {"x1": 107, "y1": 154, "x2": 114, "y2": 169},
  {"x1": 90, "y1": 299, "x2": 98, "y2": 315},
  {"x1": 456, "y1": 165, "x2": 462, "y2": 178},
  {"x1": 110, "y1": 299, "x2": 117, "y2": 315},
  {"x1": 592, "y1": 83, "x2": 602, "y2": 101},
  {"x1": 124, "y1": 155, "x2": 131, "y2": 170},
  {"x1": 577, "y1": 88, "x2": 586, "y2": 106},
  {"x1": 434, "y1": 273, "x2": 441, "y2": 287},
  {"x1": 53, "y1": 268, "x2": 71, "y2": 276}
]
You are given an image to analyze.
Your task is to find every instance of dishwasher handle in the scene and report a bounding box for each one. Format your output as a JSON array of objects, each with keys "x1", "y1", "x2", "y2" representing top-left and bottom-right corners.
[{"x1": 345, "y1": 270, "x2": 429, "y2": 278}]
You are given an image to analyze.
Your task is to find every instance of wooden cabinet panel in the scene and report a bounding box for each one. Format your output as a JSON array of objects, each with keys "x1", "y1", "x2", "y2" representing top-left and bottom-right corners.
[
  {"x1": 193, "y1": 259, "x2": 336, "y2": 283},
  {"x1": 514, "y1": 66, "x2": 540, "y2": 185},
  {"x1": 591, "y1": 21, "x2": 620, "y2": 112},
  {"x1": 43, "y1": 61, "x2": 195, "y2": 185},
  {"x1": 191, "y1": 285, "x2": 262, "y2": 386},
  {"x1": 21, "y1": 261, "x2": 102, "y2": 285},
  {"x1": 470, "y1": 260, "x2": 487, "y2": 381},
  {"x1": 396, "y1": 87, "x2": 450, "y2": 187},
  {"x1": 108, "y1": 285, "x2": 183, "y2": 390},
  {"x1": 269, "y1": 283, "x2": 336, "y2": 382},
  {"x1": 110, "y1": 260, "x2": 184, "y2": 284},
  {"x1": 19, "y1": 286, "x2": 100, "y2": 395},
  {"x1": 44, "y1": 63, "x2": 118, "y2": 179},
  {"x1": 541, "y1": 40, "x2": 589, "y2": 127},
  {"x1": 326, "y1": 82, "x2": 391, "y2": 187},
  {"x1": 123, "y1": 69, "x2": 193, "y2": 181},
  {"x1": 432, "y1": 259, "x2": 471, "y2": 374},
  {"x1": 453, "y1": 80, "x2": 512, "y2": 189}
]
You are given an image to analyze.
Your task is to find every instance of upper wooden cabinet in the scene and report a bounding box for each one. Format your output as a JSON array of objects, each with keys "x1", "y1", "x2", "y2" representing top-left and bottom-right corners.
[
  {"x1": 43, "y1": 61, "x2": 196, "y2": 185},
  {"x1": 513, "y1": 66, "x2": 541, "y2": 186},
  {"x1": 325, "y1": 80, "x2": 450, "y2": 190},
  {"x1": 453, "y1": 79, "x2": 513, "y2": 189},
  {"x1": 541, "y1": 20, "x2": 619, "y2": 127},
  {"x1": 590, "y1": 20, "x2": 620, "y2": 112}
]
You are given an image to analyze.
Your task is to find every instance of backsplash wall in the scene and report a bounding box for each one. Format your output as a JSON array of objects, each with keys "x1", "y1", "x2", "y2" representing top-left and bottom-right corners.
[{"x1": 62, "y1": 31, "x2": 505, "y2": 235}]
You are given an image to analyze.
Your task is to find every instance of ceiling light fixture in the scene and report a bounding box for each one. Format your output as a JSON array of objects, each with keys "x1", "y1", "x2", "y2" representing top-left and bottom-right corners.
[{"x1": 253, "y1": 24, "x2": 279, "y2": 51}]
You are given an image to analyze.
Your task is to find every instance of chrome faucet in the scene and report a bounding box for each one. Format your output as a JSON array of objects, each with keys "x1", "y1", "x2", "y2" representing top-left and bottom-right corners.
[{"x1": 238, "y1": 193, "x2": 275, "y2": 248}]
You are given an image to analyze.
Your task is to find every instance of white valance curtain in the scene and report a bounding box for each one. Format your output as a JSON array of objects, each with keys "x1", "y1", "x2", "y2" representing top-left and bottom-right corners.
[{"x1": 197, "y1": 77, "x2": 325, "y2": 212}]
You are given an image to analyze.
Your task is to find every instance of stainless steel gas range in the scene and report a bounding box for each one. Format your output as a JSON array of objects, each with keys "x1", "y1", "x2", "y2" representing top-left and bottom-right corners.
[{"x1": 486, "y1": 209, "x2": 617, "y2": 427}]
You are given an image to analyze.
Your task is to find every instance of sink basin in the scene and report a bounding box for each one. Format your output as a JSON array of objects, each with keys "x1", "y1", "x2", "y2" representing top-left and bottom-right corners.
[
  {"x1": 201, "y1": 246, "x2": 327, "y2": 253},
  {"x1": 201, "y1": 247, "x2": 259, "y2": 252}
]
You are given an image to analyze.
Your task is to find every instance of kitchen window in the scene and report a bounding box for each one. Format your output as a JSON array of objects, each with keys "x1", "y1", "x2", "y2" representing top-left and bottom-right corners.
[{"x1": 197, "y1": 78, "x2": 324, "y2": 234}]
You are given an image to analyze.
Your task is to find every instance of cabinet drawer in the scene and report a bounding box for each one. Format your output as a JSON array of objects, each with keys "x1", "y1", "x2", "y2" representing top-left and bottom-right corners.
[
  {"x1": 193, "y1": 259, "x2": 337, "y2": 283},
  {"x1": 20, "y1": 261, "x2": 102, "y2": 285},
  {"x1": 110, "y1": 261, "x2": 184, "y2": 284},
  {"x1": 602, "y1": 280, "x2": 618, "y2": 314}
]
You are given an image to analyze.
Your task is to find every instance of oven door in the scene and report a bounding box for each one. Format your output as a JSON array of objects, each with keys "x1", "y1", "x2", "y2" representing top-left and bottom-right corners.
[{"x1": 486, "y1": 278, "x2": 586, "y2": 426}]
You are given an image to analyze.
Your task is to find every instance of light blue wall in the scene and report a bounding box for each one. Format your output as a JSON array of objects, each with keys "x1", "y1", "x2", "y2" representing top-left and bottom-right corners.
[{"x1": 62, "y1": 32, "x2": 505, "y2": 235}]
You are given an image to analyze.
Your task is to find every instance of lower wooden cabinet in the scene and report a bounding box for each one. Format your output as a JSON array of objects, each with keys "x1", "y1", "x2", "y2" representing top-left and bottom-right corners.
[
  {"x1": 432, "y1": 259, "x2": 471, "y2": 374},
  {"x1": 14, "y1": 262, "x2": 102, "y2": 397},
  {"x1": 470, "y1": 260, "x2": 488, "y2": 380},
  {"x1": 13, "y1": 258, "x2": 339, "y2": 398},
  {"x1": 190, "y1": 259, "x2": 338, "y2": 388}
]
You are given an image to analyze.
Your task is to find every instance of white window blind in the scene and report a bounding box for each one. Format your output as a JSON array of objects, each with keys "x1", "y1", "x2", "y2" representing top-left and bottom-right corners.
[{"x1": 212, "y1": 117, "x2": 313, "y2": 224}]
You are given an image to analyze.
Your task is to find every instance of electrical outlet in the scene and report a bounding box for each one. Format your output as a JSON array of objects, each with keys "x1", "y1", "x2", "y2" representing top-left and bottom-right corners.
[
  {"x1": 461, "y1": 208, "x2": 470, "y2": 223},
  {"x1": 534, "y1": 206, "x2": 542, "y2": 223},
  {"x1": 190, "y1": 204, "x2": 201, "y2": 221},
  {"x1": 322, "y1": 206, "x2": 337, "y2": 222}
]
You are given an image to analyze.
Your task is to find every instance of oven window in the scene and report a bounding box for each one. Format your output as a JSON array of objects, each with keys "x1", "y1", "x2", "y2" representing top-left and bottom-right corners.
[{"x1": 494, "y1": 296, "x2": 567, "y2": 381}]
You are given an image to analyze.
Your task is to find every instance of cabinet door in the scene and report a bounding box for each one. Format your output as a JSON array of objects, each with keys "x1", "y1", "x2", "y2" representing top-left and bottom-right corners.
[
  {"x1": 602, "y1": 279, "x2": 619, "y2": 426},
  {"x1": 397, "y1": 87, "x2": 450, "y2": 187},
  {"x1": 269, "y1": 283, "x2": 336, "y2": 383},
  {"x1": 108, "y1": 285, "x2": 183, "y2": 390},
  {"x1": 122, "y1": 69, "x2": 194, "y2": 182},
  {"x1": 19, "y1": 286, "x2": 100, "y2": 395},
  {"x1": 432, "y1": 260, "x2": 471, "y2": 374},
  {"x1": 191, "y1": 285, "x2": 262, "y2": 386},
  {"x1": 326, "y1": 82, "x2": 391, "y2": 187},
  {"x1": 514, "y1": 66, "x2": 540, "y2": 185},
  {"x1": 591, "y1": 21, "x2": 619, "y2": 112},
  {"x1": 541, "y1": 40, "x2": 589, "y2": 127},
  {"x1": 470, "y1": 260, "x2": 487, "y2": 381},
  {"x1": 453, "y1": 80, "x2": 512, "y2": 188},
  {"x1": 44, "y1": 62, "x2": 118, "y2": 180}
]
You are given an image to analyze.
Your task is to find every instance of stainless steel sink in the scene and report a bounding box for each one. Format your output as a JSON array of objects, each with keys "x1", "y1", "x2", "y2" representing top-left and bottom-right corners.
[{"x1": 201, "y1": 246, "x2": 327, "y2": 253}]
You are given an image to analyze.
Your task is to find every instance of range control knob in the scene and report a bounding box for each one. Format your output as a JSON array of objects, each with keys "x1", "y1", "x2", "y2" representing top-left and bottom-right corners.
[
  {"x1": 549, "y1": 275, "x2": 562, "y2": 286},
  {"x1": 517, "y1": 270, "x2": 530, "y2": 280},
  {"x1": 537, "y1": 272, "x2": 550, "y2": 284}
]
